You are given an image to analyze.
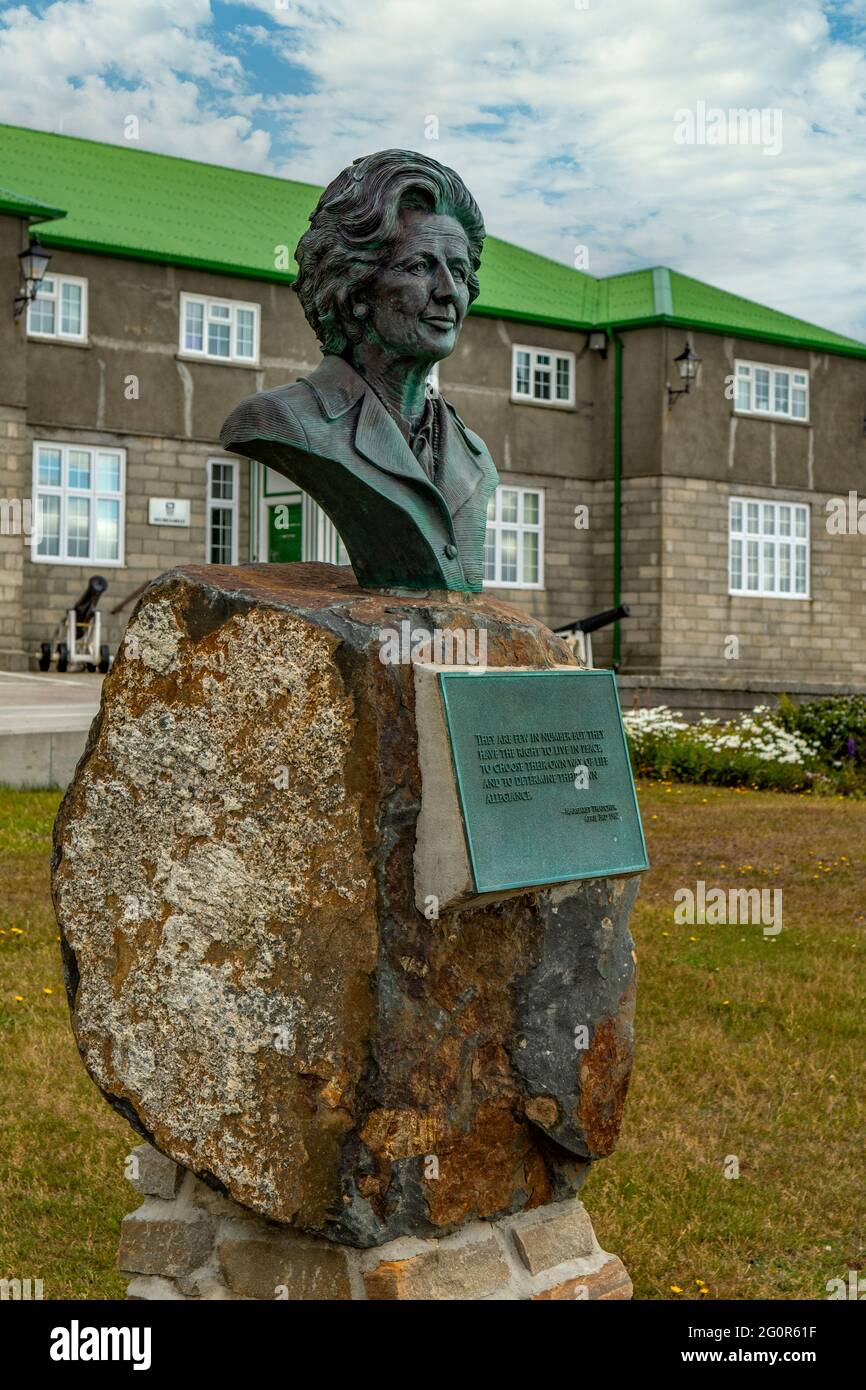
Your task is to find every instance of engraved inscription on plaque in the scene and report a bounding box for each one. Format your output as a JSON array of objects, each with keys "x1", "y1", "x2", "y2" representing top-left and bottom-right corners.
[{"x1": 438, "y1": 668, "x2": 648, "y2": 893}]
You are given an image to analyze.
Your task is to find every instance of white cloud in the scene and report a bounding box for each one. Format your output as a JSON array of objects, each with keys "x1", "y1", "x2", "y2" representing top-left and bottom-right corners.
[
  {"x1": 0, "y1": 0, "x2": 272, "y2": 169},
  {"x1": 3, "y1": 0, "x2": 866, "y2": 337}
]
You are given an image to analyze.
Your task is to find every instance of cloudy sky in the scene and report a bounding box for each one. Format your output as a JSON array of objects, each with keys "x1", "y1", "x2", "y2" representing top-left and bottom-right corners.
[{"x1": 2, "y1": 0, "x2": 866, "y2": 337}]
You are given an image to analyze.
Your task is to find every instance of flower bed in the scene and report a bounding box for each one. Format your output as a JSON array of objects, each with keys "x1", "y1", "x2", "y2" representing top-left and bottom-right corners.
[{"x1": 622, "y1": 704, "x2": 829, "y2": 792}]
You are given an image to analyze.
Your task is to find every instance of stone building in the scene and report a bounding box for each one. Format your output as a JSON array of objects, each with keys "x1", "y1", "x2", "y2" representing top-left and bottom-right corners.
[{"x1": 2, "y1": 121, "x2": 865, "y2": 706}]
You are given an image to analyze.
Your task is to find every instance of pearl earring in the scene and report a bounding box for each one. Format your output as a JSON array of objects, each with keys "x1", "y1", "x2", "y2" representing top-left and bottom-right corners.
[{"x1": 353, "y1": 303, "x2": 368, "y2": 319}]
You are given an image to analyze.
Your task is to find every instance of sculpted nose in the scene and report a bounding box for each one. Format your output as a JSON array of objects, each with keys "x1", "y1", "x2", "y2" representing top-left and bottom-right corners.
[{"x1": 432, "y1": 264, "x2": 459, "y2": 303}]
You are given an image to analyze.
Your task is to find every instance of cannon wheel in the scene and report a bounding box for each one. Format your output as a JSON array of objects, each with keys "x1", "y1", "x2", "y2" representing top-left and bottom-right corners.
[
  {"x1": 98, "y1": 644, "x2": 111, "y2": 674},
  {"x1": 38, "y1": 643, "x2": 51, "y2": 672},
  {"x1": 56, "y1": 643, "x2": 69, "y2": 673}
]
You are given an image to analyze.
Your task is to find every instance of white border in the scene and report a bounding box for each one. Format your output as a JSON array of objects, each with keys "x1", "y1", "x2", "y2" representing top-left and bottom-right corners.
[
  {"x1": 511, "y1": 344, "x2": 576, "y2": 409},
  {"x1": 482, "y1": 483, "x2": 545, "y2": 590},
  {"x1": 728, "y1": 495, "x2": 810, "y2": 600},
  {"x1": 26, "y1": 273, "x2": 89, "y2": 344},
  {"x1": 179, "y1": 292, "x2": 260, "y2": 366},
  {"x1": 733, "y1": 358, "x2": 810, "y2": 424},
  {"x1": 206, "y1": 457, "x2": 239, "y2": 565},
  {"x1": 31, "y1": 439, "x2": 125, "y2": 567}
]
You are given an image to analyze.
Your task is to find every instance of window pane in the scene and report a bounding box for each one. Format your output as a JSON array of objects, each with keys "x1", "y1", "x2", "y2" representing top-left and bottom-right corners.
[
  {"x1": 762, "y1": 504, "x2": 775, "y2": 535},
  {"x1": 522, "y1": 529, "x2": 539, "y2": 583},
  {"x1": 37, "y1": 447, "x2": 61, "y2": 487},
  {"x1": 730, "y1": 538, "x2": 742, "y2": 589},
  {"x1": 36, "y1": 494, "x2": 60, "y2": 556},
  {"x1": 29, "y1": 289, "x2": 55, "y2": 335},
  {"x1": 774, "y1": 371, "x2": 789, "y2": 414},
  {"x1": 95, "y1": 498, "x2": 119, "y2": 560},
  {"x1": 67, "y1": 496, "x2": 90, "y2": 558},
  {"x1": 746, "y1": 540, "x2": 759, "y2": 590},
  {"x1": 483, "y1": 528, "x2": 496, "y2": 581},
  {"x1": 235, "y1": 308, "x2": 255, "y2": 358},
  {"x1": 486, "y1": 493, "x2": 496, "y2": 521},
  {"x1": 779, "y1": 505, "x2": 791, "y2": 536},
  {"x1": 97, "y1": 453, "x2": 121, "y2": 491},
  {"x1": 533, "y1": 355, "x2": 551, "y2": 400},
  {"x1": 746, "y1": 502, "x2": 760, "y2": 534},
  {"x1": 500, "y1": 530, "x2": 518, "y2": 583},
  {"x1": 754, "y1": 368, "x2": 770, "y2": 411},
  {"x1": 209, "y1": 506, "x2": 234, "y2": 565},
  {"x1": 210, "y1": 463, "x2": 234, "y2": 500},
  {"x1": 522, "y1": 492, "x2": 539, "y2": 525},
  {"x1": 794, "y1": 507, "x2": 807, "y2": 539},
  {"x1": 735, "y1": 376, "x2": 750, "y2": 411},
  {"x1": 61, "y1": 281, "x2": 82, "y2": 336},
  {"x1": 795, "y1": 546, "x2": 807, "y2": 593},
  {"x1": 762, "y1": 541, "x2": 775, "y2": 591},
  {"x1": 210, "y1": 303, "x2": 231, "y2": 319},
  {"x1": 555, "y1": 357, "x2": 571, "y2": 400},
  {"x1": 730, "y1": 500, "x2": 743, "y2": 533},
  {"x1": 500, "y1": 489, "x2": 518, "y2": 523},
  {"x1": 515, "y1": 350, "x2": 531, "y2": 395},
  {"x1": 184, "y1": 300, "x2": 204, "y2": 351},
  {"x1": 68, "y1": 449, "x2": 91, "y2": 489},
  {"x1": 791, "y1": 387, "x2": 807, "y2": 419},
  {"x1": 779, "y1": 545, "x2": 791, "y2": 592},
  {"x1": 208, "y1": 319, "x2": 231, "y2": 357}
]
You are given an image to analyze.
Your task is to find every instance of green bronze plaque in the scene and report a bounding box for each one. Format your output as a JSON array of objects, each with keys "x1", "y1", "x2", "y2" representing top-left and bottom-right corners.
[{"x1": 438, "y1": 668, "x2": 648, "y2": 893}]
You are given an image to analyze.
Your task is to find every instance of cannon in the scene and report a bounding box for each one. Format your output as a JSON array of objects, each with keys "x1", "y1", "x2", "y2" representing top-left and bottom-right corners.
[
  {"x1": 38, "y1": 575, "x2": 111, "y2": 673},
  {"x1": 554, "y1": 603, "x2": 631, "y2": 668}
]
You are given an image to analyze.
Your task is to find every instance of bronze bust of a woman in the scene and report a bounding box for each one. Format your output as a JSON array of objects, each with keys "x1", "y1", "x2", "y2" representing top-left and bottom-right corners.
[{"x1": 220, "y1": 149, "x2": 499, "y2": 591}]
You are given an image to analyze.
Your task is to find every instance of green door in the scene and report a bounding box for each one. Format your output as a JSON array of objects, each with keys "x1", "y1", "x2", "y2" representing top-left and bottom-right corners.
[{"x1": 267, "y1": 501, "x2": 302, "y2": 562}]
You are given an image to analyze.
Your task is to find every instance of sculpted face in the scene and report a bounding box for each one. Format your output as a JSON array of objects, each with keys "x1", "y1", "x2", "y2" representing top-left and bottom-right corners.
[{"x1": 358, "y1": 209, "x2": 472, "y2": 364}]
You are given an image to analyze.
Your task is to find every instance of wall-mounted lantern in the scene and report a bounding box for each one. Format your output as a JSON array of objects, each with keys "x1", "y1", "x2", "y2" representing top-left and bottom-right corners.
[
  {"x1": 666, "y1": 340, "x2": 701, "y2": 408},
  {"x1": 14, "y1": 238, "x2": 52, "y2": 320},
  {"x1": 587, "y1": 330, "x2": 608, "y2": 358}
]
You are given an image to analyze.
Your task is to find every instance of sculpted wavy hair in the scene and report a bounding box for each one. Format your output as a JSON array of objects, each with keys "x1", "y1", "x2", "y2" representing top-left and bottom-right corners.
[{"x1": 293, "y1": 149, "x2": 486, "y2": 356}]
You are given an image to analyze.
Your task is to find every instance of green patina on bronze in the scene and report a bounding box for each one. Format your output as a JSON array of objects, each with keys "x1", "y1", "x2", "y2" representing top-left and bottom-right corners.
[
  {"x1": 221, "y1": 150, "x2": 499, "y2": 591},
  {"x1": 439, "y1": 669, "x2": 649, "y2": 892}
]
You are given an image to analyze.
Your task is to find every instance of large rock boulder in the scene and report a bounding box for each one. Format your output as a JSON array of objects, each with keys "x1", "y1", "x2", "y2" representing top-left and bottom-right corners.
[{"x1": 53, "y1": 562, "x2": 638, "y2": 1246}]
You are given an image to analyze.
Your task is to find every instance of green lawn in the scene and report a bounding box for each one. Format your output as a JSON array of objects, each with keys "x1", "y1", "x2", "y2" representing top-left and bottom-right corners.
[{"x1": 1, "y1": 782, "x2": 863, "y2": 1299}]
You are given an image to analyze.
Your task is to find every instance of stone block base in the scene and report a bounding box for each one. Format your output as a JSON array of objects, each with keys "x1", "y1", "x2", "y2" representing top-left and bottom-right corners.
[{"x1": 121, "y1": 1144, "x2": 631, "y2": 1302}]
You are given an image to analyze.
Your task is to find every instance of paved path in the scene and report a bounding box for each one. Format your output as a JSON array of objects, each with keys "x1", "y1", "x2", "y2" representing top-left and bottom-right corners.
[{"x1": 0, "y1": 670, "x2": 102, "y2": 732}]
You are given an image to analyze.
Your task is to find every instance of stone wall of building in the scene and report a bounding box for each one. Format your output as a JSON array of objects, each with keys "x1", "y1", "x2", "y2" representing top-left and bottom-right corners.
[
  {"x1": 120, "y1": 1144, "x2": 632, "y2": 1302},
  {"x1": 0, "y1": 406, "x2": 29, "y2": 669},
  {"x1": 655, "y1": 476, "x2": 866, "y2": 682},
  {"x1": 19, "y1": 430, "x2": 250, "y2": 665}
]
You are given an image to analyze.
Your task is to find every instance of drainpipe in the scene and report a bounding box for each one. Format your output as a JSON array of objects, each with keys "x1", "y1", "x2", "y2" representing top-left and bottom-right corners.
[{"x1": 612, "y1": 330, "x2": 624, "y2": 668}]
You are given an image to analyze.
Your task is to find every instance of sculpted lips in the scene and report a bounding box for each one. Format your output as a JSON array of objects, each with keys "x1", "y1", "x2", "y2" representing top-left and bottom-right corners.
[{"x1": 422, "y1": 315, "x2": 457, "y2": 329}]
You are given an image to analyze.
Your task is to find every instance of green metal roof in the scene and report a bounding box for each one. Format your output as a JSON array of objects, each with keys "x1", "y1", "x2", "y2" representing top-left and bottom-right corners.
[
  {"x1": 0, "y1": 185, "x2": 66, "y2": 224},
  {"x1": 2, "y1": 122, "x2": 864, "y2": 359}
]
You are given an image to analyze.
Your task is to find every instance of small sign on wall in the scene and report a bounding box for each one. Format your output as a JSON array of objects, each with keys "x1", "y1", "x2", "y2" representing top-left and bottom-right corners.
[{"x1": 148, "y1": 498, "x2": 190, "y2": 527}]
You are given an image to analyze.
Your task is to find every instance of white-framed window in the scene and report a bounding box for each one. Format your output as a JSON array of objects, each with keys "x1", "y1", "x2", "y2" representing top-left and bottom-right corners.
[
  {"x1": 483, "y1": 485, "x2": 544, "y2": 589},
  {"x1": 31, "y1": 441, "x2": 124, "y2": 566},
  {"x1": 512, "y1": 345, "x2": 575, "y2": 407},
  {"x1": 207, "y1": 459, "x2": 238, "y2": 565},
  {"x1": 729, "y1": 497, "x2": 809, "y2": 598},
  {"x1": 26, "y1": 274, "x2": 88, "y2": 343},
  {"x1": 180, "y1": 293, "x2": 259, "y2": 365},
  {"x1": 734, "y1": 360, "x2": 809, "y2": 422}
]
